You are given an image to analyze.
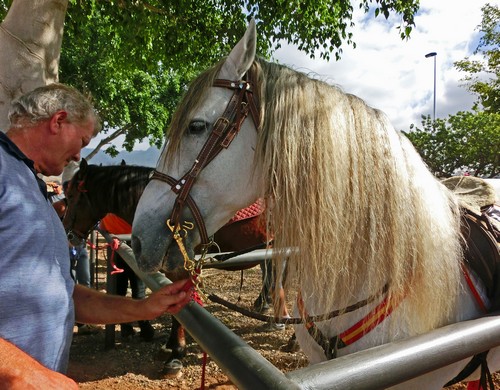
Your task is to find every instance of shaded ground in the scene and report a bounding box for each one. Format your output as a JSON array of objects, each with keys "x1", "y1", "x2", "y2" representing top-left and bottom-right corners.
[{"x1": 67, "y1": 259, "x2": 500, "y2": 389}]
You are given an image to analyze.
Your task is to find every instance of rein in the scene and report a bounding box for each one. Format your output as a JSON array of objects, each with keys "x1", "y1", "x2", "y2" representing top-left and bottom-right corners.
[
  {"x1": 150, "y1": 68, "x2": 260, "y2": 294},
  {"x1": 208, "y1": 284, "x2": 390, "y2": 325}
]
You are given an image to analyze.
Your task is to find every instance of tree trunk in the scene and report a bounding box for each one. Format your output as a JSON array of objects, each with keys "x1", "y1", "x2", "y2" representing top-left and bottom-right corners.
[{"x1": 0, "y1": 0, "x2": 68, "y2": 132}]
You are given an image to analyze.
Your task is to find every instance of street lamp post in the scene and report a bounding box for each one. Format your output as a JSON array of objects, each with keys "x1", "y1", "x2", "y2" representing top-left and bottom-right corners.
[{"x1": 425, "y1": 52, "x2": 437, "y2": 122}]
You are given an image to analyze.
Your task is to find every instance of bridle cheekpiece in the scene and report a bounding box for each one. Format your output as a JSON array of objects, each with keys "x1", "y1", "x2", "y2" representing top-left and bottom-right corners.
[{"x1": 150, "y1": 68, "x2": 260, "y2": 295}]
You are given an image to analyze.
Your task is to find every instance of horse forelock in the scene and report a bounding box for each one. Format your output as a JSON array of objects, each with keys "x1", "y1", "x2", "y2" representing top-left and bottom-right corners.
[
  {"x1": 159, "y1": 59, "x2": 263, "y2": 171},
  {"x1": 159, "y1": 60, "x2": 226, "y2": 170}
]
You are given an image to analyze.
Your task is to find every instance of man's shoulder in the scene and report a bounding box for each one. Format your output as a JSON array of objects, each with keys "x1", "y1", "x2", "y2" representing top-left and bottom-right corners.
[
  {"x1": 0, "y1": 140, "x2": 29, "y2": 176},
  {"x1": 0, "y1": 131, "x2": 18, "y2": 155}
]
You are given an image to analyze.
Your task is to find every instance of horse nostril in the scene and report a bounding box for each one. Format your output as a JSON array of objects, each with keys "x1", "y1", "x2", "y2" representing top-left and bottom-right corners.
[{"x1": 131, "y1": 235, "x2": 141, "y2": 258}]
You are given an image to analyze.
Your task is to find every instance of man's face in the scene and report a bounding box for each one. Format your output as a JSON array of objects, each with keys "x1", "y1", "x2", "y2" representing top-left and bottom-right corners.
[{"x1": 42, "y1": 117, "x2": 95, "y2": 176}]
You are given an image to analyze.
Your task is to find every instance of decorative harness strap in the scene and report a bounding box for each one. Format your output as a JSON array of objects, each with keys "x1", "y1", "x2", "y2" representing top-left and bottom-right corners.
[
  {"x1": 300, "y1": 207, "x2": 500, "y2": 362},
  {"x1": 297, "y1": 285, "x2": 403, "y2": 360}
]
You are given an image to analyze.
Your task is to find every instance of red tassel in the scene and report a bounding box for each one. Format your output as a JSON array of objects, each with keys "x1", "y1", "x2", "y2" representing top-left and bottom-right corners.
[
  {"x1": 180, "y1": 273, "x2": 204, "y2": 306},
  {"x1": 181, "y1": 276, "x2": 207, "y2": 390},
  {"x1": 199, "y1": 351, "x2": 207, "y2": 390},
  {"x1": 109, "y1": 238, "x2": 124, "y2": 274}
]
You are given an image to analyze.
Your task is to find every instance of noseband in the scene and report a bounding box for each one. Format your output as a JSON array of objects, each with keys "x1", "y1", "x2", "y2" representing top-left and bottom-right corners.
[{"x1": 150, "y1": 68, "x2": 260, "y2": 248}]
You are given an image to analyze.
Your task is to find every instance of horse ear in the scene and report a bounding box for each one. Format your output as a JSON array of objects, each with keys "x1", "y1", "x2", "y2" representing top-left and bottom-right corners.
[
  {"x1": 80, "y1": 158, "x2": 88, "y2": 172},
  {"x1": 219, "y1": 18, "x2": 256, "y2": 80}
]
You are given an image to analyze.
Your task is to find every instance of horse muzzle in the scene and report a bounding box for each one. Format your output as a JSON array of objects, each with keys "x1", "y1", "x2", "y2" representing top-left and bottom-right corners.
[{"x1": 131, "y1": 231, "x2": 169, "y2": 273}]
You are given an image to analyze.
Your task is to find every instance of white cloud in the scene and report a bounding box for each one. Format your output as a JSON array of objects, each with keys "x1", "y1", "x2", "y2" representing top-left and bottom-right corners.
[{"x1": 271, "y1": 0, "x2": 489, "y2": 130}]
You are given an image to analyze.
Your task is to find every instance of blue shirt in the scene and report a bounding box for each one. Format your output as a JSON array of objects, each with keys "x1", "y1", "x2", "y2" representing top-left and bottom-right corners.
[{"x1": 0, "y1": 132, "x2": 75, "y2": 373}]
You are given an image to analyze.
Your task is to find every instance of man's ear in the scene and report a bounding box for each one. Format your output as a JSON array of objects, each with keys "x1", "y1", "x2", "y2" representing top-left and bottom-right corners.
[{"x1": 49, "y1": 111, "x2": 68, "y2": 134}]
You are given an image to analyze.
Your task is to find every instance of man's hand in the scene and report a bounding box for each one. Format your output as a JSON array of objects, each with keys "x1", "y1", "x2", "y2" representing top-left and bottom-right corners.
[
  {"x1": 74, "y1": 279, "x2": 193, "y2": 326},
  {"x1": 142, "y1": 279, "x2": 193, "y2": 319}
]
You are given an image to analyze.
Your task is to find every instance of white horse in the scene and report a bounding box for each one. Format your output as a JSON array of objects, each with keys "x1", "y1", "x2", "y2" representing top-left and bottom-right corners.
[{"x1": 132, "y1": 20, "x2": 500, "y2": 389}]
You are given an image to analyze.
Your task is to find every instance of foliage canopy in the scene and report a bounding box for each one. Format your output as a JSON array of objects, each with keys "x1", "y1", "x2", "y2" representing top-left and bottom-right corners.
[
  {"x1": 454, "y1": 4, "x2": 500, "y2": 113},
  {"x1": 405, "y1": 112, "x2": 500, "y2": 178},
  {"x1": 0, "y1": 0, "x2": 420, "y2": 154}
]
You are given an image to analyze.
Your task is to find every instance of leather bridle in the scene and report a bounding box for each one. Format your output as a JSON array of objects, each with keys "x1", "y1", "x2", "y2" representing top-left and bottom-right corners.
[{"x1": 150, "y1": 68, "x2": 261, "y2": 248}]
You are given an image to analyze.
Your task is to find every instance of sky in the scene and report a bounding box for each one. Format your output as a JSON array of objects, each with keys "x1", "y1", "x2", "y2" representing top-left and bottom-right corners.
[
  {"x1": 88, "y1": 0, "x2": 491, "y2": 152},
  {"x1": 271, "y1": 0, "x2": 491, "y2": 132}
]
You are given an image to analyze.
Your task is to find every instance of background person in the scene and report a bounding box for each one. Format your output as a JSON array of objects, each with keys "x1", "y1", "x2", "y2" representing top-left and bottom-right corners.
[
  {"x1": 49, "y1": 177, "x2": 97, "y2": 335},
  {"x1": 100, "y1": 213, "x2": 155, "y2": 341},
  {"x1": 48, "y1": 180, "x2": 92, "y2": 290}
]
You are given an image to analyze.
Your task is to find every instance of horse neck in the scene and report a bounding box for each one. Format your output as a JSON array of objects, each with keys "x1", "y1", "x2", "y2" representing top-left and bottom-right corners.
[{"x1": 85, "y1": 171, "x2": 145, "y2": 225}]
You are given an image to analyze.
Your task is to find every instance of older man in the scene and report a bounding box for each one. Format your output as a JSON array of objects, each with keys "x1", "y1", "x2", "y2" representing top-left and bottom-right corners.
[{"x1": 0, "y1": 84, "x2": 190, "y2": 388}]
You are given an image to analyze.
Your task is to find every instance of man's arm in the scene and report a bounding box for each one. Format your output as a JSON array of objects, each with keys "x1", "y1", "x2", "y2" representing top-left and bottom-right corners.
[
  {"x1": 0, "y1": 339, "x2": 78, "y2": 390},
  {"x1": 73, "y1": 279, "x2": 191, "y2": 325}
]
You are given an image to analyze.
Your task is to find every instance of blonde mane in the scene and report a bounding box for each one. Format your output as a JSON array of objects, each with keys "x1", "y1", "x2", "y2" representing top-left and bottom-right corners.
[{"x1": 165, "y1": 58, "x2": 464, "y2": 335}]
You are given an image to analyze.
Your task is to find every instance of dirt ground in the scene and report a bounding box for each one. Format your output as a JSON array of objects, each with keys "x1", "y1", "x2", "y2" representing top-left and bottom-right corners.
[{"x1": 66, "y1": 254, "x2": 500, "y2": 389}]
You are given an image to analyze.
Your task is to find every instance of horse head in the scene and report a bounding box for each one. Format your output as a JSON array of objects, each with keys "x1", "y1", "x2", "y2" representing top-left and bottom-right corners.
[
  {"x1": 63, "y1": 158, "x2": 102, "y2": 245},
  {"x1": 132, "y1": 20, "x2": 263, "y2": 273}
]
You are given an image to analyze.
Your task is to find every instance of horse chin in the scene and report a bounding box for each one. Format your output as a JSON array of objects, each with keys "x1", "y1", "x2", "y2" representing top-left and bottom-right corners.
[{"x1": 162, "y1": 266, "x2": 190, "y2": 282}]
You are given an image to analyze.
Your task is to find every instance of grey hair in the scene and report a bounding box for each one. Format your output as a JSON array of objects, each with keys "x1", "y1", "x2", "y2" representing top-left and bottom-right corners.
[{"x1": 8, "y1": 83, "x2": 101, "y2": 134}]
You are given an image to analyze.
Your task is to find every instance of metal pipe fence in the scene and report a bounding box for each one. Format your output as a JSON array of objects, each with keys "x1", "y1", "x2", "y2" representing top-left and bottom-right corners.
[{"x1": 286, "y1": 314, "x2": 500, "y2": 389}]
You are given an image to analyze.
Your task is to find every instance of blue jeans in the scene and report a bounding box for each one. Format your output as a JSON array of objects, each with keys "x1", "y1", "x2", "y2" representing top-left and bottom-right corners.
[
  {"x1": 70, "y1": 243, "x2": 91, "y2": 288},
  {"x1": 107, "y1": 243, "x2": 146, "y2": 300}
]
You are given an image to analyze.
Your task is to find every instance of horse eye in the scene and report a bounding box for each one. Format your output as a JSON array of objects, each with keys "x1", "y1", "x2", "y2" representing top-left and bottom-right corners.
[{"x1": 188, "y1": 120, "x2": 209, "y2": 135}]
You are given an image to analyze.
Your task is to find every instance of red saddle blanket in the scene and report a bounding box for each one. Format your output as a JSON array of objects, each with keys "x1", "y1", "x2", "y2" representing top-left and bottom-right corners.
[{"x1": 227, "y1": 198, "x2": 265, "y2": 224}]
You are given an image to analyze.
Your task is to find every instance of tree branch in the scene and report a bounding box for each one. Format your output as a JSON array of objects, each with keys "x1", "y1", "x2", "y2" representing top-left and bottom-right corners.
[{"x1": 84, "y1": 125, "x2": 130, "y2": 161}]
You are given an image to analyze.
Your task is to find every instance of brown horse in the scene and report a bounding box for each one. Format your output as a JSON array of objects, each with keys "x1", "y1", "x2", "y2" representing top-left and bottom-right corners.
[{"x1": 63, "y1": 159, "x2": 271, "y2": 375}]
